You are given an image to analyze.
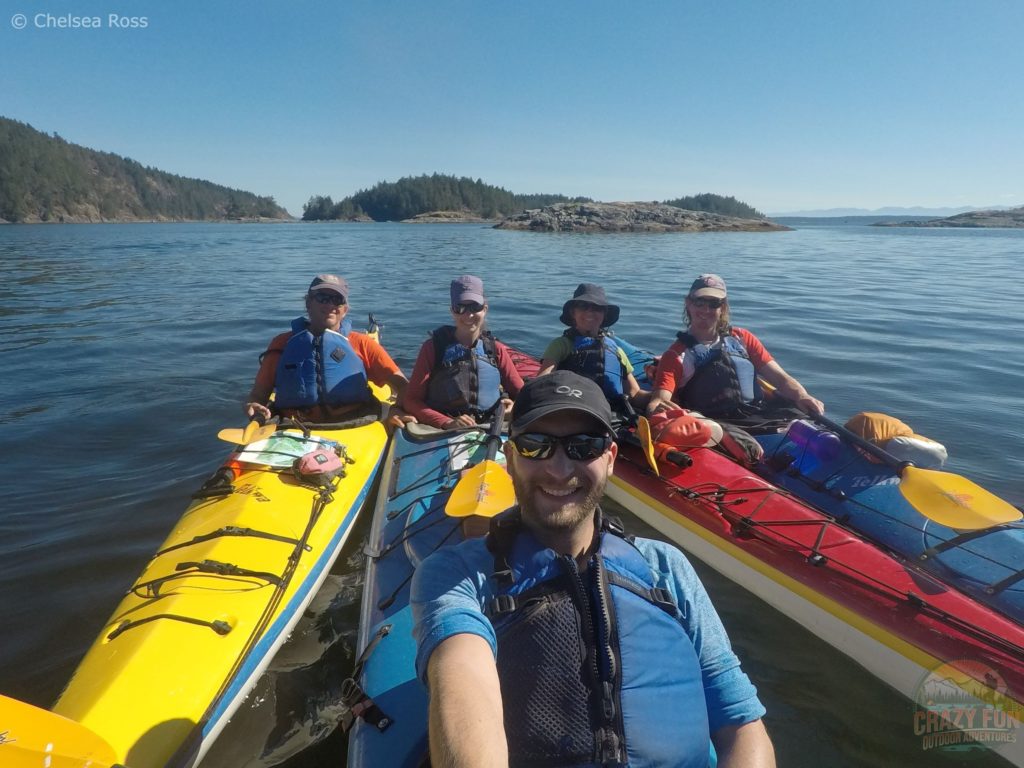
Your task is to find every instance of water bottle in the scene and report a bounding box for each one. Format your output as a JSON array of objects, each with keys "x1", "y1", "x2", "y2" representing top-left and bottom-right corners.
[{"x1": 785, "y1": 419, "x2": 842, "y2": 463}]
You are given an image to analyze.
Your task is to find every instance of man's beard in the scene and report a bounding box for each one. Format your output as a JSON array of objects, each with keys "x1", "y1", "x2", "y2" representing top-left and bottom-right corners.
[{"x1": 512, "y1": 469, "x2": 607, "y2": 538}]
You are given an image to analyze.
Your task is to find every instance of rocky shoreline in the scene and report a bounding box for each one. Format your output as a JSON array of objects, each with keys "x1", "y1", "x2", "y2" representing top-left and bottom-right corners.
[
  {"x1": 400, "y1": 210, "x2": 496, "y2": 224},
  {"x1": 876, "y1": 207, "x2": 1024, "y2": 228},
  {"x1": 494, "y1": 201, "x2": 788, "y2": 233}
]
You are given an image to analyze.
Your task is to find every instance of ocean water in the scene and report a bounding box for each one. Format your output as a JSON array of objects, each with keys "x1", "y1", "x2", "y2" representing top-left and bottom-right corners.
[{"x1": 1, "y1": 221, "x2": 1021, "y2": 767}]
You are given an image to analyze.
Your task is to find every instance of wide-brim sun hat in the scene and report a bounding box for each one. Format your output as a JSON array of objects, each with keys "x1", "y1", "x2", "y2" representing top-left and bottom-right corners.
[{"x1": 559, "y1": 282, "x2": 620, "y2": 327}]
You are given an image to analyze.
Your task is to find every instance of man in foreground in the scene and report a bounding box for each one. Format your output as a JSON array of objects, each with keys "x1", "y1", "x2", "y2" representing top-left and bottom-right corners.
[{"x1": 411, "y1": 371, "x2": 775, "y2": 767}]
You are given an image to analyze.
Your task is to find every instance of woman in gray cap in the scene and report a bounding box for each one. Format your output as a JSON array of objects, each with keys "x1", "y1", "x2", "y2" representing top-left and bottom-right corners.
[
  {"x1": 401, "y1": 275, "x2": 523, "y2": 430},
  {"x1": 647, "y1": 273, "x2": 823, "y2": 425},
  {"x1": 246, "y1": 274, "x2": 410, "y2": 424},
  {"x1": 537, "y1": 282, "x2": 651, "y2": 420}
]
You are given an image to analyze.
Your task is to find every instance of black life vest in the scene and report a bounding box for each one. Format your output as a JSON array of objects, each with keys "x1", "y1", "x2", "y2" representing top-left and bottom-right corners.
[
  {"x1": 425, "y1": 326, "x2": 501, "y2": 417},
  {"x1": 674, "y1": 331, "x2": 762, "y2": 417}
]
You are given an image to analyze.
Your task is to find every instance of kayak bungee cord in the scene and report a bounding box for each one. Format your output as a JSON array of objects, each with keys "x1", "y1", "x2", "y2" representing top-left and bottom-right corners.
[
  {"x1": 161, "y1": 428, "x2": 359, "y2": 768},
  {"x1": 619, "y1": 449, "x2": 1024, "y2": 660}
]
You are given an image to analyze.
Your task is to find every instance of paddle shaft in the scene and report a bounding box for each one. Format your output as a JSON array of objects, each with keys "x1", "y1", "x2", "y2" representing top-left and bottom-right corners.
[{"x1": 483, "y1": 400, "x2": 506, "y2": 463}]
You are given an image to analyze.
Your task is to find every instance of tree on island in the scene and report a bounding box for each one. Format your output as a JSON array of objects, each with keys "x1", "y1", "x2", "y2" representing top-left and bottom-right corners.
[
  {"x1": 302, "y1": 174, "x2": 588, "y2": 221},
  {"x1": 662, "y1": 193, "x2": 764, "y2": 219}
]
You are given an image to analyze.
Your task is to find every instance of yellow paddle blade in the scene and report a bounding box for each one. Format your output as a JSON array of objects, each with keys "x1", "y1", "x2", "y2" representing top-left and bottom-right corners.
[
  {"x1": 900, "y1": 467, "x2": 1022, "y2": 530},
  {"x1": 0, "y1": 694, "x2": 118, "y2": 767},
  {"x1": 217, "y1": 422, "x2": 276, "y2": 445},
  {"x1": 636, "y1": 416, "x2": 659, "y2": 477},
  {"x1": 446, "y1": 459, "x2": 515, "y2": 518}
]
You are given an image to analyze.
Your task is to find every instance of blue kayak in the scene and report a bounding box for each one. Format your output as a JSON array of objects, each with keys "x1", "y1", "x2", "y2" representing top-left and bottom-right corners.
[
  {"x1": 346, "y1": 423, "x2": 503, "y2": 766},
  {"x1": 611, "y1": 334, "x2": 1024, "y2": 628}
]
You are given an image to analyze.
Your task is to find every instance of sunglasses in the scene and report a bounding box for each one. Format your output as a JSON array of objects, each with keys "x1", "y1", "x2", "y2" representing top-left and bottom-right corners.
[
  {"x1": 508, "y1": 432, "x2": 612, "y2": 462},
  {"x1": 452, "y1": 302, "x2": 485, "y2": 315},
  {"x1": 689, "y1": 297, "x2": 724, "y2": 309},
  {"x1": 310, "y1": 293, "x2": 346, "y2": 306},
  {"x1": 573, "y1": 301, "x2": 606, "y2": 313}
]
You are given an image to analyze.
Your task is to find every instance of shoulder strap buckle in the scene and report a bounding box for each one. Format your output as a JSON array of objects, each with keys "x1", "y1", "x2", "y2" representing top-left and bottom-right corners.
[{"x1": 488, "y1": 593, "x2": 517, "y2": 617}]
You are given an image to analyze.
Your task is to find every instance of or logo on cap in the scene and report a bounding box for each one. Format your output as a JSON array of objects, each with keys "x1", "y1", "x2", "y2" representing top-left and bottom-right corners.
[{"x1": 556, "y1": 385, "x2": 583, "y2": 398}]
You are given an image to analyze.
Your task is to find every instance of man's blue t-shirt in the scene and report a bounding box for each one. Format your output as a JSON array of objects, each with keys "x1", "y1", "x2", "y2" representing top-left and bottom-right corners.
[{"x1": 411, "y1": 533, "x2": 765, "y2": 734}]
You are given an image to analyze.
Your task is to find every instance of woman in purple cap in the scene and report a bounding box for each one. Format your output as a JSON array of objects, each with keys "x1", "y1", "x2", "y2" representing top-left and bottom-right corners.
[
  {"x1": 648, "y1": 274, "x2": 823, "y2": 426},
  {"x1": 537, "y1": 282, "x2": 651, "y2": 421},
  {"x1": 401, "y1": 275, "x2": 524, "y2": 430}
]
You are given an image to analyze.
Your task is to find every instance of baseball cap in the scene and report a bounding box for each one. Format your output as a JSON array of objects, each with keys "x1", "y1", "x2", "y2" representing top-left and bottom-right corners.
[
  {"x1": 688, "y1": 274, "x2": 727, "y2": 300},
  {"x1": 308, "y1": 274, "x2": 349, "y2": 301},
  {"x1": 511, "y1": 371, "x2": 615, "y2": 435},
  {"x1": 450, "y1": 275, "x2": 486, "y2": 305}
]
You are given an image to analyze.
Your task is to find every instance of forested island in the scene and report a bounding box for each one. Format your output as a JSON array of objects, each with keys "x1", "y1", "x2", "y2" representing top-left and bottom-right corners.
[
  {"x1": 301, "y1": 174, "x2": 766, "y2": 223},
  {"x1": 0, "y1": 117, "x2": 289, "y2": 223}
]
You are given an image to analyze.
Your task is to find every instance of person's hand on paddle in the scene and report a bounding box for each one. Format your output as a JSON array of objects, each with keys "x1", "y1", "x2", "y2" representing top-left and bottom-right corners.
[
  {"x1": 442, "y1": 414, "x2": 478, "y2": 430},
  {"x1": 246, "y1": 401, "x2": 272, "y2": 422},
  {"x1": 794, "y1": 393, "x2": 824, "y2": 417},
  {"x1": 645, "y1": 393, "x2": 676, "y2": 416}
]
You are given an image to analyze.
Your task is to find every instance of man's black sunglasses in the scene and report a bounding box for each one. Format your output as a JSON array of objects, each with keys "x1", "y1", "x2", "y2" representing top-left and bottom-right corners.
[{"x1": 508, "y1": 432, "x2": 612, "y2": 461}]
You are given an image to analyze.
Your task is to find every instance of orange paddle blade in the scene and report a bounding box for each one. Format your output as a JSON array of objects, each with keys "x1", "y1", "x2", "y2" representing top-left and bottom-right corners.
[{"x1": 446, "y1": 459, "x2": 515, "y2": 518}]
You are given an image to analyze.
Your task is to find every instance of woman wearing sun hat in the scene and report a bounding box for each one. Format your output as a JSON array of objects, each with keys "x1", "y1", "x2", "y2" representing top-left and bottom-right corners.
[
  {"x1": 647, "y1": 273, "x2": 823, "y2": 425},
  {"x1": 537, "y1": 282, "x2": 651, "y2": 418},
  {"x1": 401, "y1": 274, "x2": 524, "y2": 430}
]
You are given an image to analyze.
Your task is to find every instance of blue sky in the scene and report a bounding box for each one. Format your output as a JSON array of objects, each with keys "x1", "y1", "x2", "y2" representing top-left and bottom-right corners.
[{"x1": 3, "y1": 0, "x2": 1022, "y2": 216}]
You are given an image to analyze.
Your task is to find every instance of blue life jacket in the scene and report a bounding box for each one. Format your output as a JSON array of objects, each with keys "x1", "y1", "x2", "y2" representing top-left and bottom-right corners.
[
  {"x1": 485, "y1": 510, "x2": 710, "y2": 768},
  {"x1": 558, "y1": 330, "x2": 628, "y2": 410},
  {"x1": 675, "y1": 331, "x2": 762, "y2": 417},
  {"x1": 274, "y1": 317, "x2": 371, "y2": 409},
  {"x1": 425, "y1": 326, "x2": 501, "y2": 417}
]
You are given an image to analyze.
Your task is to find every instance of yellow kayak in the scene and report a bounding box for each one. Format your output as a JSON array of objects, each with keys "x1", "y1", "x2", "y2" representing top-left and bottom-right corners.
[{"x1": 52, "y1": 412, "x2": 390, "y2": 767}]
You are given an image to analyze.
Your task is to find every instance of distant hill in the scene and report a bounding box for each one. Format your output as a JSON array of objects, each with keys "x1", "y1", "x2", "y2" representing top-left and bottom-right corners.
[
  {"x1": 774, "y1": 215, "x2": 939, "y2": 227},
  {"x1": 0, "y1": 117, "x2": 289, "y2": 223},
  {"x1": 876, "y1": 206, "x2": 1024, "y2": 229},
  {"x1": 302, "y1": 174, "x2": 766, "y2": 222},
  {"x1": 768, "y1": 205, "x2": 1014, "y2": 218}
]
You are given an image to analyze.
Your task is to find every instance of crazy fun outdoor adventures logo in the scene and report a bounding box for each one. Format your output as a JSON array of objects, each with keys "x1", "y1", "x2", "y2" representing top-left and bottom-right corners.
[{"x1": 914, "y1": 659, "x2": 1021, "y2": 756}]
